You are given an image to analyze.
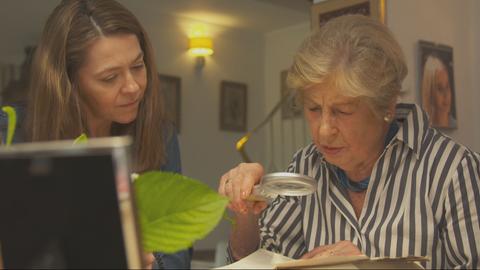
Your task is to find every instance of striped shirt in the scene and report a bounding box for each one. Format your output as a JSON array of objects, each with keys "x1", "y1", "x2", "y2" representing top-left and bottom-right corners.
[{"x1": 258, "y1": 103, "x2": 480, "y2": 269}]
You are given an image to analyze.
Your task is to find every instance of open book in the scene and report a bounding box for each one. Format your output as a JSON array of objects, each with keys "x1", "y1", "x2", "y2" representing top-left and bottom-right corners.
[{"x1": 216, "y1": 249, "x2": 428, "y2": 269}]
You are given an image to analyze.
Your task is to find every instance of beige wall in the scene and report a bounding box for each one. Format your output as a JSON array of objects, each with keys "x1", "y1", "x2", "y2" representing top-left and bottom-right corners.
[
  {"x1": 388, "y1": 0, "x2": 479, "y2": 151},
  {"x1": 120, "y1": 3, "x2": 268, "y2": 250},
  {"x1": 265, "y1": 0, "x2": 480, "y2": 164},
  {"x1": 264, "y1": 23, "x2": 311, "y2": 171},
  {"x1": 473, "y1": 0, "x2": 480, "y2": 151}
]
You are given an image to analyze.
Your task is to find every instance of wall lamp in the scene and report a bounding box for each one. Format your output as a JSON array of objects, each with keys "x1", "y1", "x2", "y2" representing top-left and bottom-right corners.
[{"x1": 188, "y1": 36, "x2": 213, "y2": 68}]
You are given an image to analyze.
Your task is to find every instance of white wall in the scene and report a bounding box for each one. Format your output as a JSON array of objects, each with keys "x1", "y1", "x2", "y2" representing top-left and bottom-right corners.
[
  {"x1": 265, "y1": 0, "x2": 480, "y2": 163},
  {"x1": 387, "y1": 0, "x2": 480, "y2": 152},
  {"x1": 264, "y1": 23, "x2": 311, "y2": 171},
  {"x1": 120, "y1": 2, "x2": 267, "y2": 250},
  {"x1": 470, "y1": 0, "x2": 480, "y2": 151},
  {"x1": 130, "y1": 9, "x2": 311, "y2": 253}
]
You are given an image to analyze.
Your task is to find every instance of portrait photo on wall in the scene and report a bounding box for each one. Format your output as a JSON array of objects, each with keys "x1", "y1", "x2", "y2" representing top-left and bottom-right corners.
[
  {"x1": 418, "y1": 40, "x2": 457, "y2": 129},
  {"x1": 220, "y1": 80, "x2": 247, "y2": 132}
]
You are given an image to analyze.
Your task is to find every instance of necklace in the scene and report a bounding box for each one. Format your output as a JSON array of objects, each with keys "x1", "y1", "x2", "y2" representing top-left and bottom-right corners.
[
  {"x1": 336, "y1": 168, "x2": 370, "y2": 192},
  {"x1": 336, "y1": 121, "x2": 399, "y2": 192}
]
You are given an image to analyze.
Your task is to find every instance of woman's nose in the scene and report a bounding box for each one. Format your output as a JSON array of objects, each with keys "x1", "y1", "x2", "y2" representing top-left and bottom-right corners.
[
  {"x1": 318, "y1": 114, "x2": 338, "y2": 139},
  {"x1": 122, "y1": 71, "x2": 140, "y2": 94}
]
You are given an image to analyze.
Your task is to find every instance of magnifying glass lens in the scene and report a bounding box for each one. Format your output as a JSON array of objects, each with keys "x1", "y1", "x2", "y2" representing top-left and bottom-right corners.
[{"x1": 248, "y1": 172, "x2": 317, "y2": 202}]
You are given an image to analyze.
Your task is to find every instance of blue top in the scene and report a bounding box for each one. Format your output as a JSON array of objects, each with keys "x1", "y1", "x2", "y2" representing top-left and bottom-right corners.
[
  {"x1": 0, "y1": 104, "x2": 190, "y2": 269},
  {"x1": 155, "y1": 128, "x2": 192, "y2": 270}
]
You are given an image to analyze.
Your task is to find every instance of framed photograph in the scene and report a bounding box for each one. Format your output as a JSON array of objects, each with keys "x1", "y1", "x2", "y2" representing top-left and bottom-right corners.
[
  {"x1": 418, "y1": 40, "x2": 457, "y2": 129},
  {"x1": 311, "y1": 0, "x2": 385, "y2": 32},
  {"x1": 158, "y1": 74, "x2": 181, "y2": 132},
  {"x1": 220, "y1": 81, "x2": 247, "y2": 132},
  {"x1": 280, "y1": 70, "x2": 302, "y2": 119}
]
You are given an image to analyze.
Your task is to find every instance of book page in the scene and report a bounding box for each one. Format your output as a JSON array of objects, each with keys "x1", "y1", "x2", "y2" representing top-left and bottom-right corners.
[
  {"x1": 216, "y1": 248, "x2": 427, "y2": 270},
  {"x1": 276, "y1": 255, "x2": 368, "y2": 269},
  {"x1": 216, "y1": 249, "x2": 293, "y2": 269},
  {"x1": 276, "y1": 255, "x2": 427, "y2": 269}
]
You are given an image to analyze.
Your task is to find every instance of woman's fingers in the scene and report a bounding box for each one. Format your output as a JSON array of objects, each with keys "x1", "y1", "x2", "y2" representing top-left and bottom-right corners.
[
  {"x1": 301, "y1": 245, "x2": 331, "y2": 259},
  {"x1": 218, "y1": 163, "x2": 264, "y2": 214},
  {"x1": 301, "y1": 241, "x2": 362, "y2": 259},
  {"x1": 252, "y1": 201, "x2": 268, "y2": 215}
]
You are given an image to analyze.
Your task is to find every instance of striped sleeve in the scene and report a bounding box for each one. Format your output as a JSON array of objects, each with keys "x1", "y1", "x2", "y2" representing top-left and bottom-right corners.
[
  {"x1": 443, "y1": 151, "x2": 480, "y2": 269},
  {"x1": 259, "y1": 195, "x2": 305, "y2": 258}
]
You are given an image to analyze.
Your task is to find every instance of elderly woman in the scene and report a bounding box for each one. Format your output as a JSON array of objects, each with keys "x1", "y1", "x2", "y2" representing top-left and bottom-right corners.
[{"x1": 218, "y1": 15, "x2": 480, "y2": 269}]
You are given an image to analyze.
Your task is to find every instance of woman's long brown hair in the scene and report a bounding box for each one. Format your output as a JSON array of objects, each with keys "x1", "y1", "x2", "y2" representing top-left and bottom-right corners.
[{"x1": 25, "y1": 0, "x2": 166, "y2": 172}]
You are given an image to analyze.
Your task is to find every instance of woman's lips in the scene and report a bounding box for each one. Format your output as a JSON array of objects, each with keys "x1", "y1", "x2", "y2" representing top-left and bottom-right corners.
[
  {"x1": 321, "y1": 145, "x2": 343, "y2": 155},
  {"x1": 119, "y1": 100, "x2": 138, "y2": 107}
]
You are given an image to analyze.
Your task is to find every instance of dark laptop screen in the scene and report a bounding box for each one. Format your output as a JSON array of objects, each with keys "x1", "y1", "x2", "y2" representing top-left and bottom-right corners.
[{"x1": 0, "y1": 137, "x2": 142, "y2": 269}]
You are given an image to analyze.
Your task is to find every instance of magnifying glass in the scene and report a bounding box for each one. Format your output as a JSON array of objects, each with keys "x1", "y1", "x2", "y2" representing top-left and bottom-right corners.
[{"x1": 247, "y1": 172, "x2": 317, "y2": 203}]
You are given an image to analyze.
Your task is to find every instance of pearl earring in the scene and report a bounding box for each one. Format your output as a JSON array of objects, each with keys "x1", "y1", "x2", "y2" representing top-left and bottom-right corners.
[{"x1": 384, "y1": 113, "x2": 392, "y2": 122}]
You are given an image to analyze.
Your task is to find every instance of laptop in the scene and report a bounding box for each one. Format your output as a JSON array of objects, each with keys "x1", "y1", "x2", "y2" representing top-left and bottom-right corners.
[{"x1": 0, "y1": 137, "x2": 143, "y2": 269}]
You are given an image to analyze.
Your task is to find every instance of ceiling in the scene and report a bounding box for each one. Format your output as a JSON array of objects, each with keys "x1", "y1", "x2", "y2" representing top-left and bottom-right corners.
[
  {"x1": 119, "y1": 0, "x2": 312, "y2": 33},
  {"x1": 0, "y1": 0, "x2": 312, "y2": 62}
]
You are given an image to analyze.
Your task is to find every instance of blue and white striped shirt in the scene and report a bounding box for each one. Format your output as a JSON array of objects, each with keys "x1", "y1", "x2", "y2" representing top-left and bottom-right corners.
[{"x1": 259, "y1": 103, "x2": 480, "y2": 269}]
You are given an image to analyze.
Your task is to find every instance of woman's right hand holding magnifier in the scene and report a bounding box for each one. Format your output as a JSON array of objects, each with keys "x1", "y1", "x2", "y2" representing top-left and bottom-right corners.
[{"x1": 218, "y1": 162, "x2": 268, "y2": 215}]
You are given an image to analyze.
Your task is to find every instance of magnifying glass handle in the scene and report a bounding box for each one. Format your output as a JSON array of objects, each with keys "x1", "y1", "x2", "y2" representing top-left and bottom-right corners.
[{"x1": 246, "y1": 185, "x2": 272, "y2": 202}]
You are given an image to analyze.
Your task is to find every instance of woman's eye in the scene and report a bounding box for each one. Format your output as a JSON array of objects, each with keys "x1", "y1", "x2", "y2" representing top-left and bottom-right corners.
[
  {"x1": 334, "y1": 109, "x2": 352, "y2": 115},
  {"x1": 102, "y1": 74, "x2": 117, "y2": 82},
  {"x1": 308, "y1": 106, "x2": 321, "y2": 112},
  {"x1": 132, "y1": 62, "x2": 145, "y2": 70}
]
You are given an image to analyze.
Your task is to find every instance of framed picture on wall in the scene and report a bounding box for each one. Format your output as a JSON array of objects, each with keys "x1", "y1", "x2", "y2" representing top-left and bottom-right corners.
[
  {"x1": 158, "y1": 74, "x2": 181, "y2": 132},
  {"x1": 311, "y1": 0, "x2": 386, "y2": 32},
  {"x1": 418, "y1": 40, "x2": 457, "y2": 129},
  {"x1": 280, "y1": 70, "x2": 302, "y2": 119},
  {"x1": 220, "y1": 81, "x2": 247, "y2": 132}
]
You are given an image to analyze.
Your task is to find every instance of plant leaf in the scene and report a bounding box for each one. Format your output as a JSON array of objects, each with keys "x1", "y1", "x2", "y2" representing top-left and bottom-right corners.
[
  {"x1": 1, "y1": 106, "x2": 16, "y2": 147},
  {"x1": 73, "y1": 133, "x2": 88, "y2": 144},
  {"x1": 134, "y1": 171, "x2": 228, "y2": 253}
]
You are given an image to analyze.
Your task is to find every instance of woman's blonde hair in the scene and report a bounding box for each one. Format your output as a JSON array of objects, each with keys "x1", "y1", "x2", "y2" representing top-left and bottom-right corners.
[
  {"x1": 421, "y1": 55, "x2": 445, "y2": 119},
  {"x1": 25, "y1": 0, "x2": 166, "y2": 172},
  {"x1": 288, "y1": 15, "x2": 407, "y2": 116}
]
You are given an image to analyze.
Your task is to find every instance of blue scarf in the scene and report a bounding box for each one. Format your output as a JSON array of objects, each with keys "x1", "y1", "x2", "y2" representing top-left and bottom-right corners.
[{"x1": 336, "y1": 121, "x2": 399, "y2": 192}]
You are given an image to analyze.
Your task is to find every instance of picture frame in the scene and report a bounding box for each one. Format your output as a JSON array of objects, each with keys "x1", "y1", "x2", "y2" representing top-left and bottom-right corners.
[
  {"x1": 418, "y1": 40, "x2": 457, "y2": 129},
  {"x1": 280, "y1": 70, "x2": 302, "y2": 119},
  {"x1": 220, "y1": 81, "x2": 247, "y2": 132},
  {"x1": 311, "y1": 0, "x2": 386, "y2": 32},
  {"x1": 158, "y1": 74, "x2": 181, "y2": 133}
]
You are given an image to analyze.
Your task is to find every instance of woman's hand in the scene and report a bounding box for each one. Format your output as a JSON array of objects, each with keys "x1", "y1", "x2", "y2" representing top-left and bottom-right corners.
[
  {"x1": 218, "y1": 163, "x2": 268, "y2": 215},
  {"x1": 301, "y1": 240, "x2": 362, "y2": 259}
]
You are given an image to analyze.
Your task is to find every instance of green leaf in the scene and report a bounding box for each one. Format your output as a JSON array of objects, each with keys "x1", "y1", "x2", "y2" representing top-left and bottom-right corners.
[
  {"x1": 1, "y1": 106, "x2": 17, "y2": 147},
  {"x1": 73, "y1": 133, "x2": 88, "y2": 144},
  {"x1": 134, "y1": 171, "x2": 228, "y2": 253}
]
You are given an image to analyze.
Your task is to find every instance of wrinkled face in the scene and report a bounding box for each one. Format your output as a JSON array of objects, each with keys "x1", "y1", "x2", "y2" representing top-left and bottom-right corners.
[
  {"x1": 76, "y1": 34, "x2": 147, "y2": 127},
  {"x1": 433, "y1": 68, "x2": 452, "y2": 115},
  {"x1": 303, "y1": 84, "x2": 389, "y2": 173}
]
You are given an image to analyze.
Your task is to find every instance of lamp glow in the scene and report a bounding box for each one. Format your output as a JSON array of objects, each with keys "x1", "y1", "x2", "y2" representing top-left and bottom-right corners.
[{"x1": 189, "y1": 37, "x2": 213, "y2": 56}]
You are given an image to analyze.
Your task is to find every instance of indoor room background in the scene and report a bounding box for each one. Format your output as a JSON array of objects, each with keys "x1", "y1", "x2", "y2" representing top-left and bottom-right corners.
[{"x1": 1, "y1": 0, "x2": 479, "y2": 266}]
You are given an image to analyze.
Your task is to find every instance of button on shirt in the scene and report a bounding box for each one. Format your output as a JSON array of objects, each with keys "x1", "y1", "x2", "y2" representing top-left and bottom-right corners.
[{"x1": 259, "y1": 103, "x2": 480, "y2": 269}]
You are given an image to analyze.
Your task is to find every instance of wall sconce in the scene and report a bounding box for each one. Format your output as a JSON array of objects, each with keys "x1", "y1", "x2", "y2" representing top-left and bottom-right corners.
[{"x1": 188, "y1": 36, "x2": 213, "y2": 69}]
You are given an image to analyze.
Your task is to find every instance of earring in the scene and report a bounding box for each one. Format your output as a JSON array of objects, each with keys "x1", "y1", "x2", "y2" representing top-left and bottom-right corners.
[{"x1": 384, "y1": 113, "x2": 392, "y2": 122}]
